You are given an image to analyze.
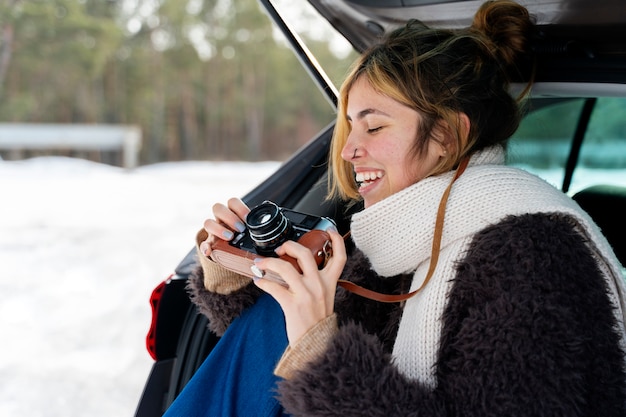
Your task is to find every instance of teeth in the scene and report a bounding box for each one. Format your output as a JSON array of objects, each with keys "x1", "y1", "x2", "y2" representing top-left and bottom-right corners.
[{"x1": 355, "y1": 171, "x2": 383, "y2": 183}]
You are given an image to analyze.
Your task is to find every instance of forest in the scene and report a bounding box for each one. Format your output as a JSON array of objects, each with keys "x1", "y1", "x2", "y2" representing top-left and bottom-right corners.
[{"x1": 0, "y1": 0, "x2": 357, "y2": 164}]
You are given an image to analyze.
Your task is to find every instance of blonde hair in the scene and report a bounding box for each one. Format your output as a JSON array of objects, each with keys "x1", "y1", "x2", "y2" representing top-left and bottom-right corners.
[{"x1": 329, "y1": 0, "x2": 535, "y2": 202}]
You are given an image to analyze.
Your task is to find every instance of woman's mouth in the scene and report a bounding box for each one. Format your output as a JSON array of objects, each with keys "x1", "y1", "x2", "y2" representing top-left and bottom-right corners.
[{"x1": 355, "y1": 170, "x2": 384, "y2": 190}]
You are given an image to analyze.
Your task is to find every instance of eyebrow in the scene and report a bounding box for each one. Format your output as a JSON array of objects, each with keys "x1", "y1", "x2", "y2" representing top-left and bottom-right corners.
[{"x1": 346, "y1": 108, "x2": 390, "y2": 121}]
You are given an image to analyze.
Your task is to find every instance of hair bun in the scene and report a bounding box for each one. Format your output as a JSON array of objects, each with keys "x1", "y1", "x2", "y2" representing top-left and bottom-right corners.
[{"x1": 471, "y1": 0, "x2": 535, "y2": 69}]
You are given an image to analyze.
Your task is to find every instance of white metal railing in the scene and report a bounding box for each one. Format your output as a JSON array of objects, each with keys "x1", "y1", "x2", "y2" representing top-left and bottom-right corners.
[{"x1": 0, "y1": 123, "x2": 142, "y2": 169}]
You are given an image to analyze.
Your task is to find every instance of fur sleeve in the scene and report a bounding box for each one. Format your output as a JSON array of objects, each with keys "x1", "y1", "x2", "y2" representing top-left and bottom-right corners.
[
  {"x1": 436, "y1": 212, "x2": 626, "y2": 416},
  {"x1": 186, "y1": 264, "x2": 263, "y2": 336},
  {"x1": 276, "y1": 213, "x2": 626, "y2": 416}
]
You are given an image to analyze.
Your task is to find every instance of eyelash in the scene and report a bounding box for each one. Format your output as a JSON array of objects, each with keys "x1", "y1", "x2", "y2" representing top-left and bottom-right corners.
[{"x1": 367, "y1": 126, "x2": 382, "y2": 133}]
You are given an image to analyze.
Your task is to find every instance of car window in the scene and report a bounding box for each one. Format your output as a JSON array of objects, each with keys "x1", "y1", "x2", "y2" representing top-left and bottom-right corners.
[
  {"x1": 271, "y1": 0, "x2": 358, "y2": 89},
  {"x1": 507, "y1": 97, "x2": 626, "y2": 195},
  {"x1": 572, "y1": 98, "x2": 626, "y2": 192}
]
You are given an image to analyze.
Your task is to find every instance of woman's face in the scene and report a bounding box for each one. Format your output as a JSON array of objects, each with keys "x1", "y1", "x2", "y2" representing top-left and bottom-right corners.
[{"x1": 341, "y1": 76, "x2": 445, "y2": 208}]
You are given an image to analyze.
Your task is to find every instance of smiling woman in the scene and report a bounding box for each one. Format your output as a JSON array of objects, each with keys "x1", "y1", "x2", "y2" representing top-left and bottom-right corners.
[{"x1": 340, "y1": 76, "x2": 446, "y2": 207}]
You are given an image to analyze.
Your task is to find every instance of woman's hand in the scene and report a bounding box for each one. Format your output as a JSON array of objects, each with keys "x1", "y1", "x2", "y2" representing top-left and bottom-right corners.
[
  {"x1": 199, "y1": 197, "x2": 250, "y2": 257},
  {"x1": 252, "y1": 229, "x2": 347, "y2": 344}
]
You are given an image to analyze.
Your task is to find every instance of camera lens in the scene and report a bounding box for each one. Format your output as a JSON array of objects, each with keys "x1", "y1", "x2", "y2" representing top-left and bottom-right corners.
[{"x1": 246, "y1": 201, "x2": 293, "y2": 255}]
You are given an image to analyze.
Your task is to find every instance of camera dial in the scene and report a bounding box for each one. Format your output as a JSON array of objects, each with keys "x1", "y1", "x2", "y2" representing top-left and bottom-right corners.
[{"x1": 246, "y1": 201, "x2": 294, "y2": 255}]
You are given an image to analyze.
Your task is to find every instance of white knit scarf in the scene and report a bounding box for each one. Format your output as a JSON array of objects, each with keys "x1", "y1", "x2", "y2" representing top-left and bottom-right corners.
[{"x1": 350, "y1": 146, "x2": 626, "y2": 386}]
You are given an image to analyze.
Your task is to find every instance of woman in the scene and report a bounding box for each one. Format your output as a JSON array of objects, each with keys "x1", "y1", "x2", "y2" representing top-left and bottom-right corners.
[{"x1": 171, "y1": 1, "x2": 626, "y2": 415}]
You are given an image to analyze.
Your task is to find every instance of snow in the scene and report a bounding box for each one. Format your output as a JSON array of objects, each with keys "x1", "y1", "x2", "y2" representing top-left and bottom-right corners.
[
  {"x1": 0, "y1": 157, "x2": 280, "y2": 417},
  {"x1": 1, "y1": 156, "x2": 624, "y2": 416}
]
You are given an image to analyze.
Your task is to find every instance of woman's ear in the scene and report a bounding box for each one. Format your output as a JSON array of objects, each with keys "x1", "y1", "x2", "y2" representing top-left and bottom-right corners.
[
  {"x1": 434, "y1": 112, "x2": 471, "y2": 155},
  {"x1": 430, "y1": 123, "x2": 451, "y2": 157}
]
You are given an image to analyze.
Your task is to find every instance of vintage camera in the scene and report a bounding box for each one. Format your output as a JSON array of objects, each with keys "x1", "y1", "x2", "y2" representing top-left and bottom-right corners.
[{"x1": 210, "y1": 201, "x2": 336, "y2": 285}]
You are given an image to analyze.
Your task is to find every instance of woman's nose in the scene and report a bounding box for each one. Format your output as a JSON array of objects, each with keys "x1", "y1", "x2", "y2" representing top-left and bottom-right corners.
[{"x1": 341, "y1": 133, "x2": 360, "y2": 161}]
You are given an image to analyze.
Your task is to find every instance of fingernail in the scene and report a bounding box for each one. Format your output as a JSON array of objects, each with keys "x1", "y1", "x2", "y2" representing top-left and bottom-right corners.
[
  {"x1": 250, "y1": 261, "x2": 265, "y2": 279},
  {"x1": 200, "y1": 242, "x2": 209, "y2": 254},
  {"x1": 327, "y1": 225, "x2": 338, "y2": 233},
  {"x1": 222, "y1": 230, "x2": 234, "y2": 240},
  {"x1": 235, "y1": 221, "x2": 246, "y2": 233}
]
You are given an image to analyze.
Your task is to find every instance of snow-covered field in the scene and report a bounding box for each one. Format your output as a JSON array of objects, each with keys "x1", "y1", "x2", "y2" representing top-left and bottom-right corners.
[
  {"x1": 1, "y1": 156, "x2": 624, "y2": 416},
  {"x1": 0, "y1": 157, "x2": 280, "y2": 417}
]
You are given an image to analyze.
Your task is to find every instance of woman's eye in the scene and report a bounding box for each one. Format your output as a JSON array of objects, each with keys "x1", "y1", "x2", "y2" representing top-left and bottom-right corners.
[{"x1": 367, "y1": 126, "x2": 382, "y2": 133}]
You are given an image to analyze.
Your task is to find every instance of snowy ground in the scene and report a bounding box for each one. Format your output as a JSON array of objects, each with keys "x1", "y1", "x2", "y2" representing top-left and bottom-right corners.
[{"x1": 0, "y1": 157, "x2": 280, "y2": 417}]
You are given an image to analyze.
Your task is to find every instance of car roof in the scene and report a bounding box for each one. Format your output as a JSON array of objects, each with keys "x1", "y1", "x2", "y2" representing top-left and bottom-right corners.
[
  {"x1": 305, "y1": 0, "x2": 626, "y2": 95},
  {"x1": 307, "y1": 0, "x2": 626, "y2": 46}
]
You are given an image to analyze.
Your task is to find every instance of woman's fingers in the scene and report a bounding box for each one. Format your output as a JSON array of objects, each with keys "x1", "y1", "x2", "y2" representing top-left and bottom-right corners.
[
  {"x1": 323, "y1": 230, "x2": 348, "y2": 276},
  {"x1": 200, "y1": 198, "x2": 250, "y2": 256},
  {"x1": 252, "y1": 271, "x2": 294, "y2": 306},
  {"x1": 256, "y1": 230, "x2": 347, "y2": 293},
  {"x1": 211, "y1": 201, "x2": 248, "y2": 233},
  {"x1": 275, "y1": 240, "x2": 320, "y2": 276},
  {"x1": 318, "y1": 230, "x2": 347, "y2": 315},
  {"x1": 226, "y1": 197, "x2": 250, "y2": 223},
  {"x1": 253, "y1": 251, "x2": 308, "y2": 295}
]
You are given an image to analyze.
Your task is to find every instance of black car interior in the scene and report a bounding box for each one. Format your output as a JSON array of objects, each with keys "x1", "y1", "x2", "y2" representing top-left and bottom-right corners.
[{"x1": 573, "y1": 184, "x2": 626, "y2": 266}]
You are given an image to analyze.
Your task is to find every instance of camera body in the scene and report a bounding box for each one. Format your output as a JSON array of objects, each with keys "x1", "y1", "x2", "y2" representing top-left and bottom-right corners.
[{"x1": 210, "y1": 201, "x2": 335, "y2": 285}]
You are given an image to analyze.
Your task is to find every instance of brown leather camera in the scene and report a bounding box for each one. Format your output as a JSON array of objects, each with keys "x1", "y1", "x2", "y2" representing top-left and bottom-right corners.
[{"x1": 210, "y1": 201, "x2": 335, "y2": 286}]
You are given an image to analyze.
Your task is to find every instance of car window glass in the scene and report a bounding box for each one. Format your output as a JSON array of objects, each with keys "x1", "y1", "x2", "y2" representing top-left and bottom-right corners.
[
  {"x1": 271, "y1": 0, "x2": 358, "y2": 89},
  {"x1": 507, "y1": 98, "x2": 585, "y2": 191},
  {"x1": 507, "y1": 97, "x2": 626, "y2": 194},
  {"x1": 570, "y1": 97, "x2": 626, "y2": 193}
]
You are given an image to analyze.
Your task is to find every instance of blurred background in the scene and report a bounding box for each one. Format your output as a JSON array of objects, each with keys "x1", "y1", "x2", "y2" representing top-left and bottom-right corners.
[{"x1": 0, "y1": 0, "x2": 356, "y2": 165}]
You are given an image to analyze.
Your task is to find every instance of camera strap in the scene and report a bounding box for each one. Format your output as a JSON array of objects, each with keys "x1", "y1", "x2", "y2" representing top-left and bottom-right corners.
[{"x1": 337, "y1": 156, "x2": 470, "y2": 303}]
